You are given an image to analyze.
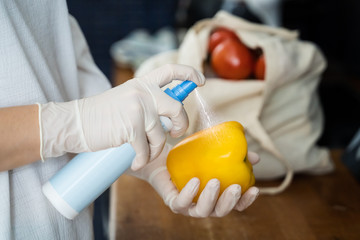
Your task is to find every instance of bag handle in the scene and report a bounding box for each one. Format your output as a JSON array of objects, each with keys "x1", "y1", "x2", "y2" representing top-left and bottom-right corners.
[{"x1": 246, "y1": 118, "x2": 294, "y2": 195}]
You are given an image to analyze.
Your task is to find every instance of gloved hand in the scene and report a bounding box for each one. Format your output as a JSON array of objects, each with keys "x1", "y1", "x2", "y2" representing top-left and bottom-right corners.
[
  {"x1": 127, "y1": 144, "x2": 260, "y2": 217},
  {"x1": 38, "y1": 64, "x2": 205, "y2": 170}
]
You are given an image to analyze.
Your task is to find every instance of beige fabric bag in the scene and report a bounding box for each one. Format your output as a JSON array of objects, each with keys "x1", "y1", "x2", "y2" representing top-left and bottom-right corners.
[{"x1": 135, "y1": 11, "x2": 334, "y2": 194}]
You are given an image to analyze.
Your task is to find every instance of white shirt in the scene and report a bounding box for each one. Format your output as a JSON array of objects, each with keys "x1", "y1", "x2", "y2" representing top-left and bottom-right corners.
[{"x1": 0, "y1": 1, "x2": 111, "y2": 239}]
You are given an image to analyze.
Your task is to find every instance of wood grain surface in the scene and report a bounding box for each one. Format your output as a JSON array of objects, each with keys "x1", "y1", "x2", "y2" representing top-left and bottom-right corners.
[{"x1": 109, "y1": 150, "x2": 360, "y2": 240}]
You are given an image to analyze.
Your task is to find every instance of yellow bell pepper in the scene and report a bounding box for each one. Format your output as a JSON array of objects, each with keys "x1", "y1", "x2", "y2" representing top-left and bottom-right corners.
[{"x1": 167, "y1": 121, "x2": 255, "y2": 202}]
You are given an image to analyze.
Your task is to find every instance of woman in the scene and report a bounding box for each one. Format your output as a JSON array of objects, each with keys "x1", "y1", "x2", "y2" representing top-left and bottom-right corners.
[{"x1": 0, "y1": 1, "x2": 259, "y2": 239}]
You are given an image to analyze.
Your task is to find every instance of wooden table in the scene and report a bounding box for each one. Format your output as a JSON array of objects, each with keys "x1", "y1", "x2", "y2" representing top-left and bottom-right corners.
[
  {"x1": 109, "y1": 150, "x2": 360, "y2": 240},
  {"x1": 109, "y1": 68, "x2": 360, "y2": 240}
]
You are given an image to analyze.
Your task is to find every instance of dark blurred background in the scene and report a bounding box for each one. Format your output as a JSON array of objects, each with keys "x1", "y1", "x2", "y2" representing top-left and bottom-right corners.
[{"x1": 66, "y1": 0, "x2": 360, "y2": 239}]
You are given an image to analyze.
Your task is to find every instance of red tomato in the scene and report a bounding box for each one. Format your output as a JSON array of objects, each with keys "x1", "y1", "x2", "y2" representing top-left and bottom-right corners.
[
  {"x1": 208, "y1": 27, "x2": 239, "y2": 53},
  {"x1": 254, "y1": 54, "x2": 266, "y2": 80},
  {"x1": 211, "y1": 39, "x2": 255, "y2": 80}
]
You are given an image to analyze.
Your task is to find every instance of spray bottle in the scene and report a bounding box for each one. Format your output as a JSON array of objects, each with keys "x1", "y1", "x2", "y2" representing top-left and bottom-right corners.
[{"x1": 42, "y1": 80, "x2": 197, "y2": 220}]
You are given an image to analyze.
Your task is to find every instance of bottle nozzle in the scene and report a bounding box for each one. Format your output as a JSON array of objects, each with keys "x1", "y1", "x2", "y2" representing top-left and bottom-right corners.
[{"x1": 164, "y1": 80, "x2": 198, "y2": 102}]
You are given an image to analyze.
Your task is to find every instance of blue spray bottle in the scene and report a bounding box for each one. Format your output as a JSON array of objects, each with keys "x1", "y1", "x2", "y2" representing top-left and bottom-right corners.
[{"x1": 42, "y1": 80, "x2": 197, "y2": 220}]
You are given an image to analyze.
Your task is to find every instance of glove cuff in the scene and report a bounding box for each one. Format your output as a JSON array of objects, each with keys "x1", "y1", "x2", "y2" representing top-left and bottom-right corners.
[{"x1": 39, "y1": 100, "x2": 90, "y2": 159}]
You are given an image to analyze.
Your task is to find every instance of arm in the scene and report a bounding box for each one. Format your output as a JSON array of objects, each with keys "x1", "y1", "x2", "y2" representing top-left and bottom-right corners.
[
  {"x1": 38, "y1": 64, "x2": 205, "y2": 171},
  {"x1": 0, "y1": 64, "x2": 205, "y2": 172},
  {"x1": 0, "y1": 104, "x2": 40, "y2": 171},
  {"x1": 0, "y1": 16, "x2": 109, "y2": 171}
]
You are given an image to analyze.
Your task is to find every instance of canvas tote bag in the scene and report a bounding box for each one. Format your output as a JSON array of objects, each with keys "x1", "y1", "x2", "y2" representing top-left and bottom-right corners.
[{"x1": 135, "y1": 11, "x2": 334, "y2": 194}]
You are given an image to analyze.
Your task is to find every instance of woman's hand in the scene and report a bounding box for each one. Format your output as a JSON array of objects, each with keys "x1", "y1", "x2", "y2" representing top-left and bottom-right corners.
[
  {"x1": 127, "y1": 144, "x2": 260, "y2": 217},
  {"x1": 39, "y1": 64, "x2": 205, "y2": 170}
]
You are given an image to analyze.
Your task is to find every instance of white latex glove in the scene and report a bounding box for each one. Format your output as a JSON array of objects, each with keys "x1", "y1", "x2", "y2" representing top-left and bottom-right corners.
[
  {"x1": 128, "y1": 144, "x2": 260, "y2": 217},
  {"x1": 39, "y1": 64, "x2": 205, "y2": 170}
]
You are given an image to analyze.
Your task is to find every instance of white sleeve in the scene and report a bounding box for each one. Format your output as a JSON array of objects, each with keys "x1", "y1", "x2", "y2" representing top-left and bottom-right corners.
[{"x1": 68, "y1": 15, "x2": 112, "y2": 98}]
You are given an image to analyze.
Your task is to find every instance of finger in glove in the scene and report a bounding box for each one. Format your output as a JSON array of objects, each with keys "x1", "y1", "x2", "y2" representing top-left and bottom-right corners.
[
  {"x1": 235, "y1": 186, "x2": 259, "y2": 212},
  {"x1": 188, "y1": 179, "x2": 220, "y2": 218},
  {"x1": 211, "y1": 184, "x2": 241, "y2": 217}
]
